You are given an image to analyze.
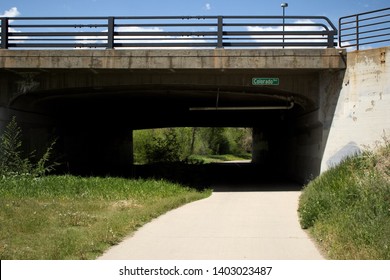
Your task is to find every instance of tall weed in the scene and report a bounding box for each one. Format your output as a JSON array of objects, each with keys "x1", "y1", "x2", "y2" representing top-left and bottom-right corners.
[{"x1": 0, "y1": 116, "x2": 58, "y2": 177}]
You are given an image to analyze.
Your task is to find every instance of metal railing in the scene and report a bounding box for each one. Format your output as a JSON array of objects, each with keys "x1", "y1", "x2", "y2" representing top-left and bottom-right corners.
[
  {"x1": 0, "y1": 15, "x2": 337, "y2": 49},
  {"x1": 339, "y1": 7, "x2": 390, "y2": 50}
]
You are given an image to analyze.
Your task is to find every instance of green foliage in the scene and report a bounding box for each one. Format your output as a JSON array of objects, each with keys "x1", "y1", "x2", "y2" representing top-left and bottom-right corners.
[
  {"x1": 133, "y1": 127, "x2": 252, "y2": 164},
  {"x1": 298, "y1": 140, "x2": 390, "y2": 259},
  {"x1": 144, "y1": 128, "x2": 181, "y2": 163},
  {"x1": 225, "y1": 128, "x2": 253, "y2": 155},
  {"x1": 0, "y1": 116, "x2": 58, "y2": 177}
]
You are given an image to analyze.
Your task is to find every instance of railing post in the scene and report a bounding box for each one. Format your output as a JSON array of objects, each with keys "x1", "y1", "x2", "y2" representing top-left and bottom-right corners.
[
  {"x1": 327, "y1": 32, "x2": 335, "y2": 48},
  {"x1": 107, "y1": 17, "x2": 115, "y2": 49},
  {"x1": 217, "y1": 16, "x2": 223, "y2": 48},
  {"x1": 1, "y1": 18, "x2": 9, "y2": 49},
  {"x1": 355, "y1": 15, "x2": 359, "y2": 50}
]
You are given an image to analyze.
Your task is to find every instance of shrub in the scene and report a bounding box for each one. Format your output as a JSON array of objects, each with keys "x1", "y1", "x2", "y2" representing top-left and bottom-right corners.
[{"x1": 144, "y1": 128, "x2": 181, "y2": 163}]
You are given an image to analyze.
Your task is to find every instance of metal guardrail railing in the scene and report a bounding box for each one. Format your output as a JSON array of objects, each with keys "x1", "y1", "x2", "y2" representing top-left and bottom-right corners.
[
  {"x1": 339, "y1": 7, "x2": 390, "y2": 50},
  {"x1": 0, "y1": 15, "x2": 337, "y2": 49}
]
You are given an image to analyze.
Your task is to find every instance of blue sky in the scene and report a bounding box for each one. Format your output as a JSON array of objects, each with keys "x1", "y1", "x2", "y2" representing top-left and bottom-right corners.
[{"x1": 1, "y1": 1, "x2": 389, "y2": 25}]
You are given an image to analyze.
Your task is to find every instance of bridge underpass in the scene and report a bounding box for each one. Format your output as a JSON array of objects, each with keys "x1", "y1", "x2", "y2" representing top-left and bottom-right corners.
[
  {"x1": 0, "y1": 48, "x2": 346, "y2": 183},
  {"x1": 2, "y1": 12, "x2": 390, "y2": 185}
]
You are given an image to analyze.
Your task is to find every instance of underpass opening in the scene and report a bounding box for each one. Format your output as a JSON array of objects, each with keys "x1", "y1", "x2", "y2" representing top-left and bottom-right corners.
[
  {"x1": 11, "y1": 84, "x2": 311, "y2": 185},
  {"x1": 130, "y1": 125, "x2": 293, "y2": 188},
  {"x1": 5, "y1": 67, "x2": 329, "y2": 185}
]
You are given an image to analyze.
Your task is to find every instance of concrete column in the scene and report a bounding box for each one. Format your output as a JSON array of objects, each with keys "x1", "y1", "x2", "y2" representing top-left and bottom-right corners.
[{"x1": 251, "y1": 127, "x2": 269, "y2": 165}]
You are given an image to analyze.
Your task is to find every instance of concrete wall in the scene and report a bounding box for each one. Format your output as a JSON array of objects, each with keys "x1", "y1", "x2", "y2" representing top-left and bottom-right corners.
[{"x1": 321, "y1": 47, "x2": 390, "y2": 172}]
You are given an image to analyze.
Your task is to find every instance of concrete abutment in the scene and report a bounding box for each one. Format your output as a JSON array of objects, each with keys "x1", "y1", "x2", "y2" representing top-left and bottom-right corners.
[{"x1": 321, "y1": 47, "x2": 390, "y2": 171}]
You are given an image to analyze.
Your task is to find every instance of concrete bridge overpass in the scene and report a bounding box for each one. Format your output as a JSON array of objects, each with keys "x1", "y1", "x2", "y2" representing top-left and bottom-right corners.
[
  {"x1": 0, "y1": 12, "x2": 389, "y2": 183},
  {"x1": 0, "y1": 48, "x2": 346, "y2": 182}
]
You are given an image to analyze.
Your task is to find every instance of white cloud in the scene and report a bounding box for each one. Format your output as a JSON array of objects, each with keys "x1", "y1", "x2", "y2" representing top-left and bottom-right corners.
[
  {"x1": 1, "y1": 7, "x2": 21, "y2": 17},
  {"x1": 246, "y1": 19, "x2": 333, "y2": 48},
  {"x1": 75, "y1": 26, "x2": 164, "y2": 45},
  {"x1": 75, "y1": 26, "x2": 211, "y2": 49},
  {"x1": 204, "y1": 3, "x2": 211, "y2": 11},
  {"x1": 1, "y1": 7, "x2": 25, "y2": 46}
]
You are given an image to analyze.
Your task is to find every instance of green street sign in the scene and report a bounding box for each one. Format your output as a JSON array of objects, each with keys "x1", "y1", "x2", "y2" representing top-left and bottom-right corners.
[{"x1": 252, "y1": 77, "x2": 280, "y2": 86}]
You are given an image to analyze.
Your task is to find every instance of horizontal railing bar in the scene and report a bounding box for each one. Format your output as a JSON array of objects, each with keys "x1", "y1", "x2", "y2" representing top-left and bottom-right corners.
[
  {"x1": 116, "y1": 23, "x2": 216, "y2": 27},
  {"x1": 339, "y1": 7, "x2": 390, "y2": 20},
  {"x1": 224, "y1": 37, "x2": 330, "y2": 40},
  {"x1": 340, "y1": 38, "x2": 390, "y2": 48},
  {"x1": 225, "y1": 30, "x2": 331, "y2": 35},
  {"x1": 351, "y1": 13, "x2": 390, "y2": 23},
  {"x1": 358, "y1": 20, "x2": 390, "y2": 29},
  {"x1": 339, "y1": 31, "x2": 390, "y2": 42},
  {"x1": 8, "y1": 43, "x2": 108, "y2": 48},
  {"x1": 355, "y1": 32, "x2": 390, "y2": 41},
  {"x1": 10, "y1": 24, "x2": 108, "y2": 28},
  {"x1": 116, "y1": 31, "x2": 217, "y2": 36},
  {"x1": 114, "y1": 42, "x2": 217, "y2": 47},
  {"x1": 9, "y1": 32, "x2": 108, "y2": 37},
  {"x1": 357, "y1": 27, "x2": 390, "y2": 35},
  {"x1": 358, "y1": 38, "x2": 390, "y2": 45},
  {"x1": 225, "y1": 42, "x2": 332, "y2": 46},
  {"x1": 115, "y1": 38, "x2": 216, "y2": 41},
  {"x1": 9, "y1": 38, "x2": 108, "y2": 42},
  {"x1": 223, "y1": 23, "x2": 330, "y2": 29}
]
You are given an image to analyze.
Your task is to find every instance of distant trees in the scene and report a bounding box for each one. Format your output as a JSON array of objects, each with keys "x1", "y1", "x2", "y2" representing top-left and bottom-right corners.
[{"x1": 133, "y1": 127, "x2": 252, "y2": 164}]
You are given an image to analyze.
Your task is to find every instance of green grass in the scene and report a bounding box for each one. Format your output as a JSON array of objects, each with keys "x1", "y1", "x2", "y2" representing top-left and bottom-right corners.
[
  {"x1": 298, "y1": 140, "x2": 390, "y2": 259},
  {"x1": 0, "y1": 175, "x2": 211, "y2": 260}
]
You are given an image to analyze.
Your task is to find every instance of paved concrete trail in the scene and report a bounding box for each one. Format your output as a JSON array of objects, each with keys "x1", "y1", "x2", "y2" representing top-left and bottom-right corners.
[{"x1": 98, "y1": 183, "x2": 324, "y2": 260}]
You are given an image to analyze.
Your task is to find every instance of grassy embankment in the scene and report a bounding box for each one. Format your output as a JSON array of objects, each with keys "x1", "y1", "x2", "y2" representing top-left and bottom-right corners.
[
  {"x1": 0, "y1": 175, "x2": 211, "y2": 260},
  {"x1": 298, "y1": 139, "x2": 390, "y2": 259}
]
